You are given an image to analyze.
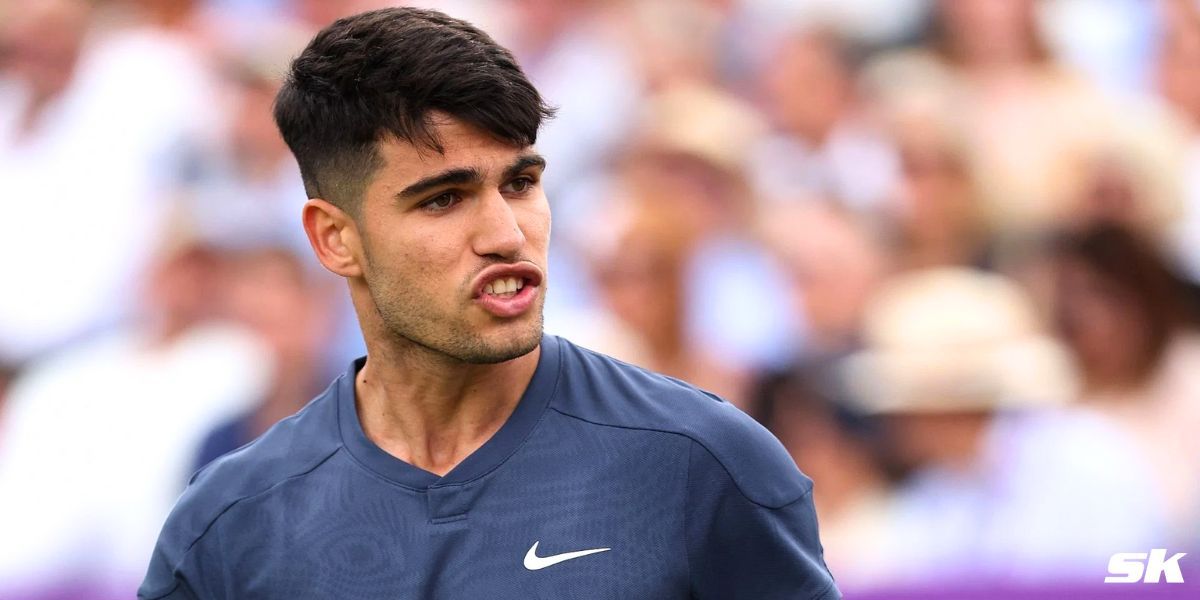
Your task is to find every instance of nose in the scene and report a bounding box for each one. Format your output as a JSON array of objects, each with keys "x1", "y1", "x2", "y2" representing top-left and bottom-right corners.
[{"x1": 471, "y1": 190, "x2": 526, "y2": 260}]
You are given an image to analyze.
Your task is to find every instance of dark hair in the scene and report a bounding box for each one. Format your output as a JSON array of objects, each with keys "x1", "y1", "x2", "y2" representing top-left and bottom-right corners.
[
  {"x1": 273, "y1": 7, "x2": 554, "y2": 213},
  {"x1": 1053, "y1": 223, "x2": 1197, "y2": 380}
]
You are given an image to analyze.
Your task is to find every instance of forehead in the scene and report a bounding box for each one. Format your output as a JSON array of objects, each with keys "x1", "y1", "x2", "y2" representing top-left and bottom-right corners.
[{"x1": 373, "y1": 115, "x2": 530, "y2": 185}]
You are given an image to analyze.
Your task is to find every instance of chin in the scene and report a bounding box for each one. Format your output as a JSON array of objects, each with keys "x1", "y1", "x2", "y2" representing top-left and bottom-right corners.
[{"x1": 456, "y1": 315, "x2": 543, "y2": 364}]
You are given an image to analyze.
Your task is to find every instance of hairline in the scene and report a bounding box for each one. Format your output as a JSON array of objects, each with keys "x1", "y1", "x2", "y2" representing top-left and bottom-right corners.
[
  {"x1": 322, "y1": 134, "x2": 545, "y2": 217},
  {"x1": 279, "y1": 7, "x2": 554, "y2": 216}
]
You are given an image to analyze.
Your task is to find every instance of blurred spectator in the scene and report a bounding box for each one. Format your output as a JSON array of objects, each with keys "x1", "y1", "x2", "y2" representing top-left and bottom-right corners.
[
  {"x1": 0, "y1": 0, "x2": 220, "y2": 363},
  {"x1": 492, "y1": 0, "x2": 643, "y2": 328},
  {"x1": 624, "y1": 83, "x2": 765, "y2": 237},
  {"x1": 0, "y1": 361, "x2": 16, "y2": 426},
  {"x1": 501, "y1": 0, "x2": 639, "y2": 199},
  {"x1": 1158, "y1": 0, "x2": 1200, "y2": 284},
  {"x1": 288, "y1": 0, "x2": 394, "y2": 30},
  {"x1": 192, "y1": 245, "x2": 337, "y2": 471},
  {"x1": 760, "y1": 202, "x2": 888, "y2": 358},
  {"x1": 0, "y1": 236, "x2": 270, "y2": 597},
  {"x1": 1160, "y1": 0, "x2": 1200, "y2": 129},
  {"x1": 752, "y1": 201, "x2": 895, "y2": 586},
  {"x1": 169, "y1": 30, "x2": 365, "y2": 378},
  {"x1": 1040, "y1": 0, "x2": 1161, "y2": 97},
  {"x1": 839, "y1": 267, "x2": 1163, "y2": 586},
  {"x1": 199, "y1": 0, "x2": 390, "y2": 43},
  {"x1": 880, "y1": 100, "x2": 990, "y2": 269},
  {"x1": 588, "y1": 83, "x2": 798, "y2": 400},
  {"x1": 865, "y1": 0, "x2": 1183, "y2": 255},
  {"x1": 928, "y1": 0, "x2": 1082, "y2": 178},
  {"x1": 116, "y1": 0, "x2": 204, "y2": 31},
  {"x1": 753, "y1": 364, "x2": 896, "y2": 588},
  {"x1": 174, "y1": 34, "x2": 310, "y2": 254},
  {"x1": 1048, "y1": 223, "x2": 1200, "y2": 545},
  {"x1": 623, "y1": 0, "x2": 726, "y2": 89},
  {"x1": 588, "y1": 199, "x2": 747, "y2": 404},
  {"x1": 750, "y1": 28, "x2": 899, "y2": 211},
  {"x1": 741, "y1": 0, "x2": 932, "y2": 49}
]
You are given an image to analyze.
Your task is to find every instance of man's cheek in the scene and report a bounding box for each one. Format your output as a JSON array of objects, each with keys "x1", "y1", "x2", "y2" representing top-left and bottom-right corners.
[{"x1": 526, "y1": 213, "x2": 552, "y2": 253}]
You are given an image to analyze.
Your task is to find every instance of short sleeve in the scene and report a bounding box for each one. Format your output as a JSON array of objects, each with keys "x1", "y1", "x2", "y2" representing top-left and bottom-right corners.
[
  {"x1": 138, "y1": 472, "x2": 229, "y2": 600},
  {"x1": 685, "y1": 440, "x2": 841, "y2": 599},
  {"x1": 139, "y1": 514, "x2": 230, "y2": 600}
]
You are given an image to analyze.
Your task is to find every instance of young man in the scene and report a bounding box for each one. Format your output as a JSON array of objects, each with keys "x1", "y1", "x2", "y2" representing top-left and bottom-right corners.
[{"x1": 140, "y1": 8, "x2": 840, "y2": 599}]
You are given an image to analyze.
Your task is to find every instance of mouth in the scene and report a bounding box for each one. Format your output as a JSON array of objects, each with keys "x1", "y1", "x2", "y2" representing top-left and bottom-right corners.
[
  {"x1": 472, "y1": 263, "x2": 543, "y2": 318},
  {"x1": 481, "y1": 275, "x2": 528, "y2": 298}
]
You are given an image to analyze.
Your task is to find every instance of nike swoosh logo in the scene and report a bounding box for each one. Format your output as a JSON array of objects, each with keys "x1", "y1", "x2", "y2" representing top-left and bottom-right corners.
[{"x1": 523, "y1": 541, "x2": 611, "y2": 571}]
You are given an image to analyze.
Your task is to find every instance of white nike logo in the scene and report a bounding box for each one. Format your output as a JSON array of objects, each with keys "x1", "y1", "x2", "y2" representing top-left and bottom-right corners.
[{"x1": 523, "y1": 541, "x2": 611, "y2": 571}]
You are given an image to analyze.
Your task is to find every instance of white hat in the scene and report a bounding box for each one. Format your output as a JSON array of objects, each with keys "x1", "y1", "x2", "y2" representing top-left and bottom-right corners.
[
  {"x1": 841, "y1": 268, "x2": 1078, "y2": 413},
  {"x1": 638, "y1": 83, "x2": 767, "y2": 175}
]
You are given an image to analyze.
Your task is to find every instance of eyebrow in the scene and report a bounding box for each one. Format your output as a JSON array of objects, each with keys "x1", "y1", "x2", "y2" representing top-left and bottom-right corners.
[
  {"x1": 502, "y1": 154, "x2": 547, "y2": 182},
  {"x1": 397, "y1": 167, "x2": 482, "y2": 200},
  {"x1": 395, "y1": 153, "x2": 547, "y2": 200}
]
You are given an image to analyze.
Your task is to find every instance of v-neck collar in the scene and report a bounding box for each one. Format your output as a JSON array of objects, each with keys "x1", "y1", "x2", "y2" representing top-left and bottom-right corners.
[{"x1": 337, "y1": 335, "x2": 562, "y2": 490}]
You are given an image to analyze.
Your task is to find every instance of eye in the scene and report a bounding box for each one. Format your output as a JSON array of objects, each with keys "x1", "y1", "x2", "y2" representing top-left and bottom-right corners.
[
  {"x1": 502, "y1": 176, "x2": 536, "y2": 195},
  {"x1": 421, "y1": 192, "x2": 461, "y2": 212}
]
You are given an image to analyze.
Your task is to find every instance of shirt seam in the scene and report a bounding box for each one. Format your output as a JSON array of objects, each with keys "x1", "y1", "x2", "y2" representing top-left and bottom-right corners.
[
  {"x1": 147, "y1": 446, "x2": 341, "y2": 598},
  {"x1": 548, "y1": 407, "x2": 808, "y2": 509},
  {"x1": 143, "y1": 576, "x2": 203, "y2": 600},
  {"x1": 143, "y1": 582, "x2": 180, "y2": 599},
  {"x1": 809, "y1": 577, "x2": 840, "y2": 600},
  {"x1": 428, "y1": 337, "x2": 565, "y2": 490},
  {"x1": 335, "y1": 440, "x2": 430, "y2": 492},
  {"x1": 331, "y1": 367, "x2": 435, "y2": 492},
  {"x1": 336, "y1": 339, "x2": 565, "y2": 491}
]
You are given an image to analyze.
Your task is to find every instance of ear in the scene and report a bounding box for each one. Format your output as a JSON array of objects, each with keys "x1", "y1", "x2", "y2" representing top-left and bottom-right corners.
[{"x1": 302, "y1": 198, "x2": 364, "y2": 278}]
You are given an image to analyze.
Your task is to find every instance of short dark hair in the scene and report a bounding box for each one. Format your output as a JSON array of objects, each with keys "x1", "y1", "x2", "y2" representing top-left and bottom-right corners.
[{"x1": 273, "y1": 7, "x2": 554, "y2": 213}]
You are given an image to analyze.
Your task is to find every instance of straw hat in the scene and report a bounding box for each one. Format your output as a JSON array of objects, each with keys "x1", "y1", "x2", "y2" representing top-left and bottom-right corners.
[
  {"x1": 637, "y1": 82, "x2": 767, "y2": 175},
  {"x1": 841, "y1": 267, "x2": 1078, "y2": 413}
]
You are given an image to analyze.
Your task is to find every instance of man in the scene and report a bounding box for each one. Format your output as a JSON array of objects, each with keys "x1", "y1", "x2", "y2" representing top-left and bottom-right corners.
[{"x1": 140, "y1": 7, "x2": 840, "y2": 599}]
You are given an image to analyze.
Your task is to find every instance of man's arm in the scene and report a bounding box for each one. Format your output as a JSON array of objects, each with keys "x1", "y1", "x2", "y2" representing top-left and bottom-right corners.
[
  {"x1": 139, "y1": 577, "x2": 202, "y2": 600},
  {"x1": 139, "y1": 468, "x2": 229, "y2": 600},
  {"x1": 140, "y1": 514, "x2": 229, "y2": 600},
  {"x1": 684, "y1": 439, "x2": 841, "y2": 599}
]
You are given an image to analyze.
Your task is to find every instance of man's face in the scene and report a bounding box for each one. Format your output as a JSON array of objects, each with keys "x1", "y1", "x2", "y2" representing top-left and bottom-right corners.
[{"x1": 353, "y1": 115, "x2": 550, "y2": 364}]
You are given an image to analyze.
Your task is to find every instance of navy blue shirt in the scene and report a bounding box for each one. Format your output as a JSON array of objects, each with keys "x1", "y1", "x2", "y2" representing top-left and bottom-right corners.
[
  {"x1": 141, "y1": 335, "x2": 840, "y2": 599},
  {"x1": 192, "y1": 410, "x2": 255, "y2": 474}
]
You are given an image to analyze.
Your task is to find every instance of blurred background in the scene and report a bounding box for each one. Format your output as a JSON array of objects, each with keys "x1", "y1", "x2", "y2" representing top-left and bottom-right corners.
[{"x1": 1, "y1": 0, "x2": 1199, "y2": 598}]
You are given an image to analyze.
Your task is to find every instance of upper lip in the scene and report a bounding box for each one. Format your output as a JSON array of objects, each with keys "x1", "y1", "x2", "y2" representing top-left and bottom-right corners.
[{"x1": 472, "y1": 262, "x2": 543, "y2": 298}]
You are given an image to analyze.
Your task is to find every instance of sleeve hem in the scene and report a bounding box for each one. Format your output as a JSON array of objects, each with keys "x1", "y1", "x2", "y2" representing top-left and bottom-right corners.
[
  {"x1": 810, "y1": 580, "x2": 842, "y2": 600},
  {"x1": 139, "y1": 582, "x2": 181, "y2": 600}
]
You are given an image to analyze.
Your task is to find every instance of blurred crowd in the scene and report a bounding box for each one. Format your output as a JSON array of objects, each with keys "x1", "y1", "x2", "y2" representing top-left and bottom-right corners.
[{"x1": 1, "y1": 0, "x2": 1199, "y2": 597}]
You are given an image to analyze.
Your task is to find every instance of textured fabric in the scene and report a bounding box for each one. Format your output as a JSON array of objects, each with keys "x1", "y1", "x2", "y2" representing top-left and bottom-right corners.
[
  {"x1": 191, "y1": 411, "x2": 254, "y2": 474},
  {"x1": 139, "y1": 335, "x2": 839, "y2": 599}
]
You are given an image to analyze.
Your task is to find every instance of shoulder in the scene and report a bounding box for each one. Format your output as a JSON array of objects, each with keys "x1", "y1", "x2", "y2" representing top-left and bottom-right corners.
[
  {"x1": 160, "y1": 379, "x2": 344, "y2": 551},
  {"x1": 142, "y1": 377, "x2": 346, "y2": 597},
  {"x1": 548, "y1": 337, "x2": 811, "y2": 507}
]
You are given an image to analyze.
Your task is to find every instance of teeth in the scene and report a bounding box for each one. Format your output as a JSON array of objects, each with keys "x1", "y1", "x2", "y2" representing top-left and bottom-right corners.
[{"x1": 484, "y1": 277, "x2": 525, "y2": 296}]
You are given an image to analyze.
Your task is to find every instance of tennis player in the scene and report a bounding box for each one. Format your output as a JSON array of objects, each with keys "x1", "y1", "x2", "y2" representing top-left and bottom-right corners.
[{"x1": 140, "y1": 7, "x2": 840, "y2": 599}]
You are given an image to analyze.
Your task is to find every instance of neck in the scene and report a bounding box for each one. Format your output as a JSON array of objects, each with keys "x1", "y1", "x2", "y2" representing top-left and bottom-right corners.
[{"x1": 354, "y1": 338, "x2": 540, "y2": 477}]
